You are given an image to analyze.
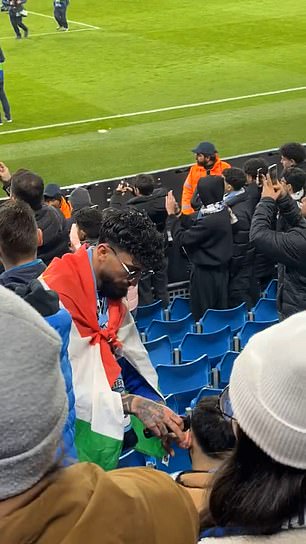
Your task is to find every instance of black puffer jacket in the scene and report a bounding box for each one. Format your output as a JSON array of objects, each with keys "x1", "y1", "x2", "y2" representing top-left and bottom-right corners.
[
  {"x1": 246, "y1": 182, "x2": 276, "y2": 284},
  {"x1": 35, "y1": 205, "x2": 70, "y2": 265},
  {"x1": 225, "y1": 189, "x2": 255, "y2": 307},
  {"x1": 250, "y1": 194, "x2": 306, "y2": 319}
]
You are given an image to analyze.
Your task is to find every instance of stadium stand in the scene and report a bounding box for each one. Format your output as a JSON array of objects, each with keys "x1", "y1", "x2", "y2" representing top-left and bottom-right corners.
[
  {"x1": 145, "y1": 313, "x2": 194, "y2": 347},
  {"x1": 156, "y1": 356, "x2": 210, "y2": 396},
  {"x1": 252, "y1": 297, "x2": 279, "y2": 321},
  {"x1": 179, "y1": 326, "x2": 232, "y2": 366},
  {"x1": 143, "y1": 335, "x2": 173, "y2": 367},
  {"x1": 200, "y1": 303, "x2": 248, "y2": 334}
]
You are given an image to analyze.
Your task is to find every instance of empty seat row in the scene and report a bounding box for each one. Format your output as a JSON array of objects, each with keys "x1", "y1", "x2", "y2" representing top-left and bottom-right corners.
[
  {"x1": 144, "y1": 318, "x2": 278, "y2": 369},
  {"x1": 140, "y1": 299, "x2": 278, "y2": 348}
]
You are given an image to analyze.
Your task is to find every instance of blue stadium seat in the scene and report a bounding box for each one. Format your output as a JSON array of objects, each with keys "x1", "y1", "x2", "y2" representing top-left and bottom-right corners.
[
  {"x1": 168, "y1": 297, "x2": 191, "y2": 320},
  {"x1": 263, "y1": 279, "x2": 278, "y2": 299},
  {"x1": 145, "y1": 313, "x2": 194, "y2": 347},
  {"x1": 216, "y1": 351, "x2": 239, "y2": 388},
  {"x1": 252, "y1": 298, "x2": 279, "y2": 322},
  {"x1": 166, "y1": 386, "x2": 203, "y2": 415},
  {"x1": 237, "y1": 319, "x2": 278, "y2": 349},
  {"x1": 156, "y1": 355, "x2": 210, "y2": 396},
  {"x1": 117, "y1": 449, "x2": 147, "y2": 468},
  {"x1": 136, "y1": 300, "x2": 164, "y2": 332},
  {"x1": 155, "y1": 444, "x2": 192, "y2": 474},
  {"x1": 200, "y1": 303, "x2": 247, "y2": 335},
  {"x1": 143, "y1": 335, "x2": 172, "y2": 367},
  {"x1": 190, "y1": 387, "x2": 222, "y2": 409},
  {"x1": 179, "y1": 326, "x2": 232, "y2": 367}
]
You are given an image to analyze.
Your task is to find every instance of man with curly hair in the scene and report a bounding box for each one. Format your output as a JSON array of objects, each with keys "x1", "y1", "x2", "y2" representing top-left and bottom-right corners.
[{"x1": 41, "y1": 208, "x2": 187, "y2": 469}]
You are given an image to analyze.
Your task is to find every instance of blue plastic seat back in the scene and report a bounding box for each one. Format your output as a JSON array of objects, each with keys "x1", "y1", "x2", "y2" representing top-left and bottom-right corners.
[
  {"x1": 146, "y1": 313, "x2": 194, "y2": 347},
  {"x1": 190, "y1": 387, "x2": 223, "y2": 409},
  {"x1": 136, "y1": 300, "x2": 164, "y2": 331},
  {"x1": 252, "y1": 298, "x2": 279, "y2": 322},
  {"x1": 238, "y1": 319, "x2": 279, "y2": 349},
  {"x1": 179, "y1": 326, "x2": 232, "y2": 366},
  {"x1": 166, "y1": 386, "x2": 205, "y2": 415},
  {"x1": 143, "y1": 335, "x2": 172, "y2": 367},
  {"x1": 216, "y1": 351, "x2": 239, "y2": 388},
  {"x1": 263, "y1": 279, "x2": 278, "y2": 299},
  {"x1": 157, "y1": 355, "x2": 210, "y2": 396},
  {"x1": 155, "y1": 444, "x2": 192, "y2": 474},
  {"x1": 200, "y1": 303, "x2": 247, "y2": 334},
  {"x1": 117, "y1": 449, "x2": 147, "y2": 468},
  {"x1": 169, "y1": 297, "x2": 191, "y2": 320}
]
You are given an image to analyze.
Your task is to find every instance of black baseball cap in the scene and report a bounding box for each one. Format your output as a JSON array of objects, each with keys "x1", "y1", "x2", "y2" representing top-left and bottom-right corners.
[
  {"x1": 44, "y1": 183, "x2": 62, "y2": 198},
  {"x1": 192, "y1": 142, "x2": 217, "y2": 155}
]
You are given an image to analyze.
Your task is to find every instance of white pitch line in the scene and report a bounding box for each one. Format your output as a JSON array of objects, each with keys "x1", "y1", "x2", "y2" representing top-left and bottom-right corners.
[
  {"x1": 1, "y1": 85, "x2": 306, "y2": 136},
  {"x1": 28, "y1": 10, "x2": 100, "y2": 30},
  {"x1": 0, "y1": 28, "x2": 97, "y2": 40}
]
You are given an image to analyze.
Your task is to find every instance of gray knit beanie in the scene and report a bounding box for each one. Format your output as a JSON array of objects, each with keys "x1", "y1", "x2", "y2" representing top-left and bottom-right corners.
[
  {"x1": 230, "y1": 312, "x2": 306, "y2": 469},
  {"x1": 69, "y1": 187, "x2": 92, "y2": 212},
  {"x1": 0, "y1": 286, "x2": 67, "y2": 499}
]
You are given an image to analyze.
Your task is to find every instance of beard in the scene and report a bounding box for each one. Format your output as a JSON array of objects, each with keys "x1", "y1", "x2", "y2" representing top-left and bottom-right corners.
[{"x1": 99, "y1": 272, "x2": 129, "y2": 300}]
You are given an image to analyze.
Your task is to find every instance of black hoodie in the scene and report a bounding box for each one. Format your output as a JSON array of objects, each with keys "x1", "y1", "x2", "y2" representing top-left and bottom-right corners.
[
  {"x1": 167, "y1": 176, "x2": 233, "y2": 267},
  {"x1": 35, "y1": 205, "x2": 70, "y2": 265}
]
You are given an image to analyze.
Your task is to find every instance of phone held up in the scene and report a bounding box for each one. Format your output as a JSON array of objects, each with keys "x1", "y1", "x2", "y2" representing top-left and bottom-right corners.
[
  {"x1": 256, "y1": 167, "x2": 263, "y2": 187},
  {"x1": 268, "y1": 163, "x2": 278, "y2": 185}
]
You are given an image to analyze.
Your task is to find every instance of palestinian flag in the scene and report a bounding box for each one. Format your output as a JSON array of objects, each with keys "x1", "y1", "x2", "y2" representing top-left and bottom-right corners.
[{"x1": 41, "y1": 245, "x2": 164, "y2": 470}]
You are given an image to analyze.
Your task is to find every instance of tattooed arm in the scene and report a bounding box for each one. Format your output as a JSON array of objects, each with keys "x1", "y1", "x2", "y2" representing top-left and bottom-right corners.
[{"x1": 121, "y1": 394, "x2": 187, "y2": 447}]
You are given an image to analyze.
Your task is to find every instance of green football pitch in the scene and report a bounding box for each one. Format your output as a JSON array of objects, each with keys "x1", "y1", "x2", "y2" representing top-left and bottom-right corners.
[{"x1": 1, "y1": 0, "x2": 306, "y2": 190}]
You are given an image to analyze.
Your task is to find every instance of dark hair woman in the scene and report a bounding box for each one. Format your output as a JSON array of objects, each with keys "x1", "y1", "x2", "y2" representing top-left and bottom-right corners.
[{"x1": 199, "y1": 313, "x2": 306, "y2": 543}]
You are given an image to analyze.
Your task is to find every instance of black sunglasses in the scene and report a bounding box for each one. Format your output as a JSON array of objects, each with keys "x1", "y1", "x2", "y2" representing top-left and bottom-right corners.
[{"x1": 109, "y1": 246, "x2": 154, "y2": 281}]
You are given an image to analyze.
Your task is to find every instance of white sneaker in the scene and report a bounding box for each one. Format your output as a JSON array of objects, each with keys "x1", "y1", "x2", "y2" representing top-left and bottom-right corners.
[{"x1": 5, "y1": 118, "x2": 12, "y2": 123}]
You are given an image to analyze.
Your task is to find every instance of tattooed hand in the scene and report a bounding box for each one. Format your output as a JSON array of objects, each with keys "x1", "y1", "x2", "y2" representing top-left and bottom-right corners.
[{"x1": 122, "y1": 394, "x2": 188, "y2": 447}]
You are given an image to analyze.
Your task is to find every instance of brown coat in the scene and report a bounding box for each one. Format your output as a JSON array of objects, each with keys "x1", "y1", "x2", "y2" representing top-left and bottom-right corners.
[{"x1": 0, "y1": 463, "x2": 199, "y2": 544}]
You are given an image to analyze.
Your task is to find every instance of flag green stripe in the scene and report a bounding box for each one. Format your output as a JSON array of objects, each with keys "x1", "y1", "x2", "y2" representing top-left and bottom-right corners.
[{"x1": 75, "y1": 419, "x2": 122, "y2": 471}]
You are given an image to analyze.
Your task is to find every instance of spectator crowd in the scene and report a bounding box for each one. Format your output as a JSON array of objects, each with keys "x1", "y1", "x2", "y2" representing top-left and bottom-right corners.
[{"x1": 0, "y1": 140, "x2": 306, "y2": 543}]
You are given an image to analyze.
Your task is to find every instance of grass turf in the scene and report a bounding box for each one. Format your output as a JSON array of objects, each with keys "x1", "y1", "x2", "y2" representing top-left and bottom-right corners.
[{"x1": 1, "y1": 0, "x2": 306, "y2": 190}]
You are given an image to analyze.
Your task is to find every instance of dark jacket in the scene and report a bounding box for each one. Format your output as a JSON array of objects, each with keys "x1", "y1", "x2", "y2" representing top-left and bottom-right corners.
[
  {"x1": 0, "y1": 273, "x2": 77, "y2": 461},
  {"x1": 246, "y1": 182, "x2": 276, "y2": 282},
  {"x1": 0, "y1": 259, "x2": 46, "y2": 287},
  {"x1": 54, "y1": 0, "x2": 69, "y2": 7},
  {"x1": 8, "y1": 0, "x2": 26, "y2": 15},
  {"x1": 225, "y1": 189, "x2": 255, "y2": 307},
  {"x1": 250, "y1": 194, "x2": 306, "y2": 319},
  {"x1": 226, "y1": 190, "x2": 254, "y2": 267},
  {"x1": 110, "y1": 188, "x2": 168, "y2": 233},
  {"x1": 35, "y1": 205, "x2": 70, "y2": 266},
  {"x1": 167, "y1": 177, "x2": 233, "y2": 268}
]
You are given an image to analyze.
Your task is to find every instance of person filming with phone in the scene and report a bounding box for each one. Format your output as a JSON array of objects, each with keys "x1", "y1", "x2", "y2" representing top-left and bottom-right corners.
[{"x1": 250, "y1": 169, "x2": 306, "y2": 320}]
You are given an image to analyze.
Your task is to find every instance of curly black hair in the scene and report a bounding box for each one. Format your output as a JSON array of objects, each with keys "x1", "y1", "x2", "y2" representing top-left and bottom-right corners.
[
  {"x1": 279, "y1": 142, "x2": 306, "y2": 164},
  {"x1": 99, "y1": 207, "x2": 165, "y2": 270},
  {"x1": 223, "y1": 167, "x2": 247, "y2": 191}
]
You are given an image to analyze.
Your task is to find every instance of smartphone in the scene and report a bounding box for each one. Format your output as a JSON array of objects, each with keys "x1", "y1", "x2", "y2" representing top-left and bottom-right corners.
[
  {"x1": 268, "y1": 163, "x2": 278, "y2": 185},
  {"x1": 256, "y1": 167, "x2": 263, "y2": 187}
]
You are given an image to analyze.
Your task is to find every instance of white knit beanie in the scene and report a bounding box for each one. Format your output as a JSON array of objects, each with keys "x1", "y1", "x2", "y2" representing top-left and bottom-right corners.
[
  {"x1": 0, "y1": 286, "x2": 68, "y2": 499},
  {"x1": 229, "y1": 312, "x2": 306, "y2": 469}
]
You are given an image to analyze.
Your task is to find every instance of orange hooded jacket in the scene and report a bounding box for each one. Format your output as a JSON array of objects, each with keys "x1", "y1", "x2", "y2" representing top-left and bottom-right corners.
[{"x1": 181, "y1": 157, "x2": 231, "y2": 215}]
